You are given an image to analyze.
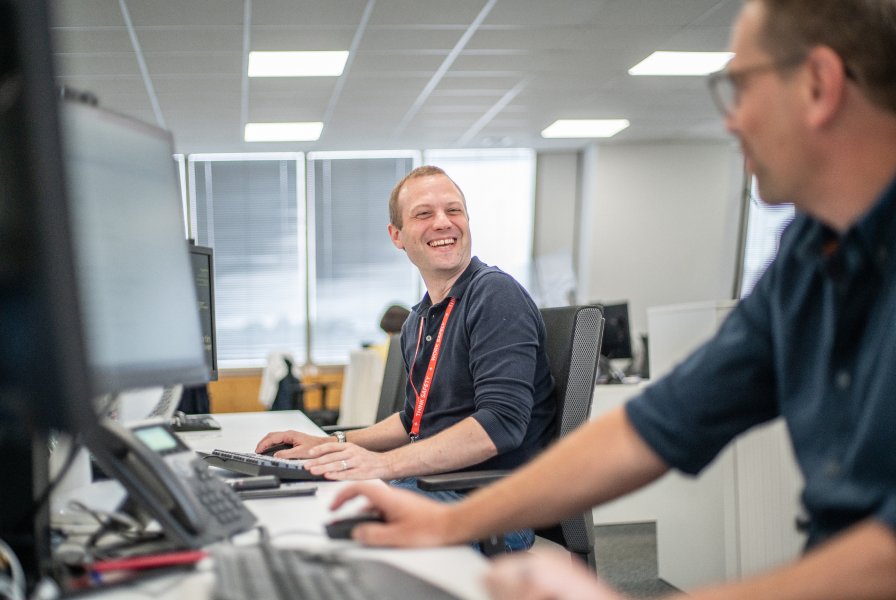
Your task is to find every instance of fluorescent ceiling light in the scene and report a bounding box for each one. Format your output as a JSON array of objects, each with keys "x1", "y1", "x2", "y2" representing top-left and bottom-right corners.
[
  {"x1": 541, "y1": 119, "x2": 630, "y2": 139},
  {"x1": 628, "y1": 51, "x2": 733, "y2": 76},
  {"x1": 248, "y1": 51, "x2": 349, "y2": 77},
  {"x1": 244, "y1": 122, "x2": 323, "y2": 142}
]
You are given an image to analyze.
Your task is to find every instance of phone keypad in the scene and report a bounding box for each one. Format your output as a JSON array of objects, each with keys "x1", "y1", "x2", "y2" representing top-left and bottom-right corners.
[{"x1": 193, "y1": 463, "x2": 253, "y2": 524}]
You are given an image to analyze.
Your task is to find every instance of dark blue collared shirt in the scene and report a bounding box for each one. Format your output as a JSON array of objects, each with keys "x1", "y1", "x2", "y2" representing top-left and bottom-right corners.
[
  {"x1": 627, "y1": 176, "x2": 896, "y2": 548},
  {"x1": 398, "y1": 257, "x2": 555, "y2": 472}
]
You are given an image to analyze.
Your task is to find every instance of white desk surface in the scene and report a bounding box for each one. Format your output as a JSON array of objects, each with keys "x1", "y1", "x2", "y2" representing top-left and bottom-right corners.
[{"x1": 73, "y1": 410, "x2": 490, "y2": 600}]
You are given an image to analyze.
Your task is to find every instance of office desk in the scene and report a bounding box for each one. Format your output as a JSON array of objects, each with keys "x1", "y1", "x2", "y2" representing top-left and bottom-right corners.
[{"x1": 74, "y1": 410, "x2": 490, "y2": 600}]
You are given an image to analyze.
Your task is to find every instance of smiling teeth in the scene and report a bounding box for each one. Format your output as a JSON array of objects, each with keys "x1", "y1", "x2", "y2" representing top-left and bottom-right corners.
[{"x1": 429, "y1": 239, "x2": 455, "y2": 247}]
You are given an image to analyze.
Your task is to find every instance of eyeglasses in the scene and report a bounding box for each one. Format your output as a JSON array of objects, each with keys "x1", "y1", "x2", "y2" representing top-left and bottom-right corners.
[{"x1": 707, "y1": 55, "x2": 806, "y2": 116}]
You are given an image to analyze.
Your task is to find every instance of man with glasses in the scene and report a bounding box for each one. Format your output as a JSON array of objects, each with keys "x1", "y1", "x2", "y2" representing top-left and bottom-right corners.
[{"x1": 331, "y1": 1, "x2": 896, "y2": 598}]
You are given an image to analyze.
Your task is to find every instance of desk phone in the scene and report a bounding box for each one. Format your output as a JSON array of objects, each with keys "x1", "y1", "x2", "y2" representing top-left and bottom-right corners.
[{"x1": 86, "y1": 419, "x2": 256, "y2": 549}]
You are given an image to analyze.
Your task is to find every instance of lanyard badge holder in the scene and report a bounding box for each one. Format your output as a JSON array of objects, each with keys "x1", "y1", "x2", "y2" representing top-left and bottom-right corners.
[{"x1": 408, "y1": 297, "x2": 456, "y2": 442}]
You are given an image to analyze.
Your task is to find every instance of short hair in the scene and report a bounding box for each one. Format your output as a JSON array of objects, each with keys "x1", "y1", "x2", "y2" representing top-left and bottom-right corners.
[
  {"x1": 388, "y1": 165, "x2": 466, "y2": 228},
  {"x1": 752, "y1": 0, "x2": 896, "y2": 115}
]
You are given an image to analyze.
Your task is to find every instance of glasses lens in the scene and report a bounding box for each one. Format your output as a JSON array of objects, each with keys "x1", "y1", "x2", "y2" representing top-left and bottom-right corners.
[{"x1": 710, "y1": 73, "x2": 736, "y2": 115}]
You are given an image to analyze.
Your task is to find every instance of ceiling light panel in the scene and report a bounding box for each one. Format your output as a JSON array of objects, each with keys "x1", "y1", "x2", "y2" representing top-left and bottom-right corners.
[
  {"x1": 248, "y1": 51, "x2": 349, "y2": 77},
  {"x1": 244, "y1": 122, "x2": 324, "y2": 142},
  {"x1": 629, "y1": 51, "x2": 733, "y2": 76},
  {"x1": 541, "y1": 119, "x2": 630, "y2": 138}
]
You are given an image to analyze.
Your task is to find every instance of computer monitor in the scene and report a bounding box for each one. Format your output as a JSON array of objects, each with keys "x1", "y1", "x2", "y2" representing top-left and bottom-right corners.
[
  {"x1": 599, "y1": 302, "x2": 633, "y2": 360},
  {"x1": 1, "y1": 0, "x2": 94, "y2": 587},
  {"x1": 2, "y1": 2, "x2": 212, "y2": 589},
  {"x1": 188, "y1": 243, "x2": 218, "y2": 381},
  {"x1": 61, "y1": 101, "x2": 210, "y2": 397}
]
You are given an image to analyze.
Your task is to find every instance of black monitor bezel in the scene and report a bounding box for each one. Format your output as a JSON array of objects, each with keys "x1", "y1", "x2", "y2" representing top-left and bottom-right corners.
[{"x1": 188, "y1": 243, "x2": 218, "y2": 381}]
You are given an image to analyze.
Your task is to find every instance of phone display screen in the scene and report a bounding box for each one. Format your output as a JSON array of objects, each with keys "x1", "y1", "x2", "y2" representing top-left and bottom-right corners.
[{"x1": 134, "y1": 425, "x2": 183, "y2": 454}]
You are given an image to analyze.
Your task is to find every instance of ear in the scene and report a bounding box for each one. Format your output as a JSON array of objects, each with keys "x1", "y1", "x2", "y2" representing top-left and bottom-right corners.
[
  {"x1": 387, "y1": 223, "x2": 405, "y2": 250},
  {"x1": 803, "y1": 45, "x2": 848, "y2": 129}
]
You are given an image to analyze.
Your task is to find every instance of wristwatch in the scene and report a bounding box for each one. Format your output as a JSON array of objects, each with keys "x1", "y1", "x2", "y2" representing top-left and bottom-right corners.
[{"x1": 333, "y1": 430, "x2": 347, "y2": 444}]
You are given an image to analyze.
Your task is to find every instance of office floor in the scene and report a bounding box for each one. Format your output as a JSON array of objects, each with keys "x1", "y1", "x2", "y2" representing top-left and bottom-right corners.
[{"x1": 594, "y1": 522, "x2": 681, "y2": 599}]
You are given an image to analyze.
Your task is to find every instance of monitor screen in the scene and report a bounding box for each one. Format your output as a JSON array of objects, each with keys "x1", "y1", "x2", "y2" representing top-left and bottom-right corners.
[
  {"x1": 60, "y1": 101, "x2": 209, "y2": 395},
  {"x1": 189, "y1": 244, "x2": 218, "y2": 381},
  {"x1": 599, "y1": 302, "x2": 633, "y2": 360}
]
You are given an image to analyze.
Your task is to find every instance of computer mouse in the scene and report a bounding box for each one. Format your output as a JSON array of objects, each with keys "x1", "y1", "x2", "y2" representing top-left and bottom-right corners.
[
  {"x1": 324, "y1": 512, "x2": 385, "y2": 539},
  {"x1": 261, "y1": 442, "x2": 294, "y2": 456}
]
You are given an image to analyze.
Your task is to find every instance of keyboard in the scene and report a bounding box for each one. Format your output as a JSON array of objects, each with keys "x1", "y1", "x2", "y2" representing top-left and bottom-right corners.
[
  {"x1": 211, "y1": 542, "x2": 461, "y2": 600},
  {"x1": 202, "y1": 449, "x2": 325, "y2": 481}
]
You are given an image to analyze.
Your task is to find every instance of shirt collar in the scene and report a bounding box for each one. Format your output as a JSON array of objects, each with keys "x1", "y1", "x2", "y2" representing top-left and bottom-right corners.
[
  {"x1": 414, "y1": 256, "x2": 486, "y2": 313},
  {"x1": 796, "y1": 174, "x2": 896, "y2": 273}
]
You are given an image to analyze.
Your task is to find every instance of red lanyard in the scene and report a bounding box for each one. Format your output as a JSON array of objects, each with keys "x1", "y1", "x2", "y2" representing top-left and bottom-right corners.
[{"x1": 408, "y1": 297, "x2": 456, "y2": 441}]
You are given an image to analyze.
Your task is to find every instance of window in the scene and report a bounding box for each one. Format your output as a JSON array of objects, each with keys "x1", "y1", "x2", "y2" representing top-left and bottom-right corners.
[
  {"x1": 306, "y1": 152, "x2": 420, "y2": 364},
  {"x1": 424, "y1": 149, "x2": 536, "y2": 288},
  {"x1": 188, "y1": 154, "x2": 306, "y2": 368},
  {"x1": 183, "y1": 149, "x2": 536, "y2": 368},
  {"x1": 738, "y1": 177, "x2": 795, "y2": 298}
]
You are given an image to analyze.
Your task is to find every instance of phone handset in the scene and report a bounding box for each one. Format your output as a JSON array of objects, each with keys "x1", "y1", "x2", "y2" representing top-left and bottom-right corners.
[
  {"x1": 112, "y1": 429, "x2": 208, "y2": 533},
  {"x1": 85, "y1": 418, "x2": 256, "y2": 549}
]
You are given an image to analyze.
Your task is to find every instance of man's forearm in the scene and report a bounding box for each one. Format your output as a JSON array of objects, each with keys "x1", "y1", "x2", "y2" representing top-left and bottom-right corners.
[
  {"x1": 343, "y1": 413, "x2": 410, "y2": 451},
  {"x1": 688, "y1": 520, "x2": 896, "y2": 600},
  {"x1": 439, "y1": 405, "x2": 668, "y2": 544},
  {"x1": 381, "y1": 416, "x2": 498, "y2": 479}
]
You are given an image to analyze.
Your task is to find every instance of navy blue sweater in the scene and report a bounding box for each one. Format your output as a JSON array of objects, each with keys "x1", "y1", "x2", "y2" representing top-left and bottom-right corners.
[{"x1": 398, "y1": 257, "x2": 555, "y2": 472}]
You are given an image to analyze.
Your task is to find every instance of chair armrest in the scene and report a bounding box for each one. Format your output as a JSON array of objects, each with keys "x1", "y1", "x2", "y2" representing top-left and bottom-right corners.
[{"x1": 416, "y1": 469, "x2": 510, "y2": 492}]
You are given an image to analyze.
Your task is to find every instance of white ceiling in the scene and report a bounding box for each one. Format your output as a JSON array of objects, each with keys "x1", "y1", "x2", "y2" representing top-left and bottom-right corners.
[{"x1": 49, "y1": 0, "x2": 743, "y2": 155}]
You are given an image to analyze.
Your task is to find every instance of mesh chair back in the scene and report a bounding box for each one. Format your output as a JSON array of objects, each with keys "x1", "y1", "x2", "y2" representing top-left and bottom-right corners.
[
  {"x1": 537, "y1": 306, "x2": 604, "y2": 565},
  {"x1": 375, "y1": 334, "x2": 409, "y2": 422}
]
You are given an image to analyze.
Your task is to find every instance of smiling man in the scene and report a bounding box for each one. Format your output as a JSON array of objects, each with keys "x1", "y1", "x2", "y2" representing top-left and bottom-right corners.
[{"x1": 257, "y1": 165, "x2": 555, "y2": 552}]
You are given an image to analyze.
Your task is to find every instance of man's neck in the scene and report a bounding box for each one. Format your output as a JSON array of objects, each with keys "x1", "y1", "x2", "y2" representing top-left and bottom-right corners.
[
  {"x1": 810, "y1": 154, "x2": 896, "y2": 233},
  {"x1": 424, "y1": 260, "x2": 471, "y2": 305},
  {"x1": 803, "y1": 108, "x2": 896, "y2": 232}
]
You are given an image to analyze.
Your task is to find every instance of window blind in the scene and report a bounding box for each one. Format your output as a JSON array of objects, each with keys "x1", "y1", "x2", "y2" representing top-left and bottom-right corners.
[
  {"x1": 189, "y1": 155, "x2": 306, "y2": 368},
  {"x1": 307, "y1": 154, "x2": 418, "y2": 364}
]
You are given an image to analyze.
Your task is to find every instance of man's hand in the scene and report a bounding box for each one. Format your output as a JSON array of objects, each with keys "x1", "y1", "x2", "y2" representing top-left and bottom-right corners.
[
  {"x1": 329, "y1": 482, "x2": 456, "y2": 547},
  {"x1": 485, "y1": 551, "x2": 625, "y2": 600},
  {"x1": 303, "y1": 442, "x2": 396, "y2": 480},
  {"x1": 254, "y1": 430, "x2": 330, "y2": 458}
]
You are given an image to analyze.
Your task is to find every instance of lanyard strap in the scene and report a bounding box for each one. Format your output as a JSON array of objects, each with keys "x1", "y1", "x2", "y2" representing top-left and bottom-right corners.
[{"x1": 408, "y1": 297, "x2": 457, "y2": 441}]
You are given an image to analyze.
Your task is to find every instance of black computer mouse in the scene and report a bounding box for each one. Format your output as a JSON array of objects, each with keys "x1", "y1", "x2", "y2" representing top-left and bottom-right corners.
[
  {"x1": 261, "y1": 442, "x2": 294, "y2": 456},
  {"x1": 325, "y1": 512, "x2": 386, "y2": 539}
]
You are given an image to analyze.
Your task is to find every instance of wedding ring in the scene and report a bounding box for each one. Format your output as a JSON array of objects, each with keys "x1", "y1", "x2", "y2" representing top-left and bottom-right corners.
[{"x1": 341, "y1": 459, "x2": 348, "y2": 471}]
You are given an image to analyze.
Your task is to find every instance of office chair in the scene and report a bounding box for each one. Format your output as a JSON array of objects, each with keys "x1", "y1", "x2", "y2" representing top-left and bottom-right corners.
[
  {"x1": 375, "y1": 333, "x2": 409, "y2": 421},
  {"x1": 416, "y1": 305, "x2": 604, "y2": 568},
  {"x1": 322, "y1": 334, "x2": 408, "y2": 433}
]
